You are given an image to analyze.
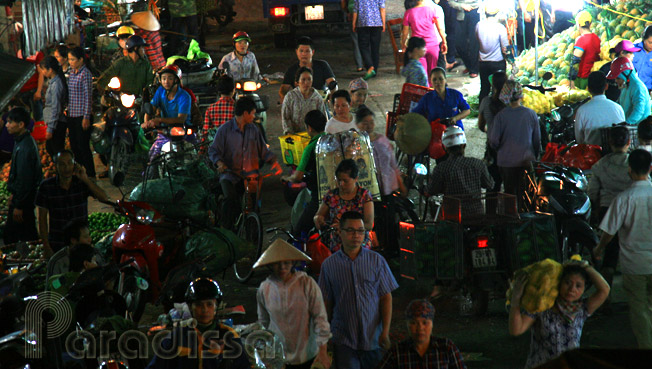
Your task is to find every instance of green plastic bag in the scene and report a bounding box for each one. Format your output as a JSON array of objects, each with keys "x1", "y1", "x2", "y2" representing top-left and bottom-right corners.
[
  {"x1": 184, "y1": 227, "x2": 253, "y2": 274},
  {"x1": 129, "y1": 177, "x2": 208, "y2": 221},
  {"x1": 187, "y1": 39, "x2": 212, "y2": 65}
]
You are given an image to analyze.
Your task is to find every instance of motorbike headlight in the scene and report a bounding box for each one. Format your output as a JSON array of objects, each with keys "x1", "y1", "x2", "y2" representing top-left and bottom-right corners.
[
  {"x1": 243, "y1": 81, "x2": 258, "y2": 91},
  {"x1": 136, "y1": 207, "x2": 155, "y2": 225},
  {"x1": 170, "y1": 127, "x2": 186, "y2": 136},
  {"x1": 120, "y1": 94, "x2": 136, "y2": 108},
  {"x1": 414, "y1": 163, "x2": 428, "y2": 176},
  {"x1": 107, "y1": 77, "x2": 121, "y2": 90}
]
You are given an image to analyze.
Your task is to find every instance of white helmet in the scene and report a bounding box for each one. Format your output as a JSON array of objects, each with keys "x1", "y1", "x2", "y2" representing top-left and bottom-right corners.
[{"x1": 441, "y1": 126, "x2": 467, "y2": 148}]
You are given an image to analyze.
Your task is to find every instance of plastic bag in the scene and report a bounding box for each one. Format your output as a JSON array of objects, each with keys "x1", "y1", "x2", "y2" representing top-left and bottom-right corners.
[
  {"x1": 129, "y1": 177, "x2": 207, "y2": 221},
  {"x1": 187, "y1": 39, "x2": 212, "y2": 65},
  {"x1": 184, "y1": 227, "x2": 251, "y2": 274},
  {"x1": 306, "y1": 233, "x2": 331, "y2": 276}
]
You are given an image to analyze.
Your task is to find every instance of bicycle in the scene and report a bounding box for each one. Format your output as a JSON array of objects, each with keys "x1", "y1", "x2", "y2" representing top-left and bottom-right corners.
[
  {"x1": 215, "y1": 170, "x2": 277, "y2": 282},
  {"x1": 265, "y1": 226, "x2": 334, "y2": 276}
]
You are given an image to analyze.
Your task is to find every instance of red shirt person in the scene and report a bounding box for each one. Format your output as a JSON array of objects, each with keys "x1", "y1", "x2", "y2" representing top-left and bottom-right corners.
[{"x1": 569, "y1": 11, "x2": 601, "y2": 89}]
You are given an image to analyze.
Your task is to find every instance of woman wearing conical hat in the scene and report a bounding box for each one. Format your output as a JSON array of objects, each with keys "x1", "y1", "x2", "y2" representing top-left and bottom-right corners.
[{"x1": 254, "y1": 239, "x2": 332, "y2": 369}]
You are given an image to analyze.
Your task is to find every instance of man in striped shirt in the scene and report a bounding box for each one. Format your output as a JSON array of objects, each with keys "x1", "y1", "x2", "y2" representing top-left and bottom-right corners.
[{"x1": 319, "y1": 211, "x2": 398, "y2": 369}]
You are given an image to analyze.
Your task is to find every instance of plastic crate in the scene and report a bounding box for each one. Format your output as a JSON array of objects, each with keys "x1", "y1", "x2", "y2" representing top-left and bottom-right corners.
[
  {"x1": 397, "y1": 83, "x2": 431, "y2": 115},
  {"x1": 600, "y1": 124, "x2": 639, "y2": 155},
  {"x1": 506, "y1": 211, "x2": 560, "y2": 268},
  {"x1": 386, "y1": 111, "x2": 399, "y2": 140},
  {"x1": 440, "y1": 192, "x2": 519, "y2": 224},
  {"x1": 279, "y1": 132, "x2": 311, "y2": 165},
  {"x1": 399, "y1": 221, "x2": 464, "y2": 280}
]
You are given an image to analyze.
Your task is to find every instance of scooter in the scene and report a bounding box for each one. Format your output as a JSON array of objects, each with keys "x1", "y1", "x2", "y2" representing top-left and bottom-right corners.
[
  {"x1": 91, "y1": 77, "x2": 141, "y2": 187},
  {"x1": 105, "y1": 198, "x2": 165, "y2": 323},
  {"x1": 532, "y1": 162, "x2": 597, "y2": 263}
]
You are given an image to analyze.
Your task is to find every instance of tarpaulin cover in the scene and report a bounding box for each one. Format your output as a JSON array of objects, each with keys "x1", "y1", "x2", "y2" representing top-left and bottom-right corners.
[{"x1": 0, "y1": 52, "x2": 36, "y2": 112}]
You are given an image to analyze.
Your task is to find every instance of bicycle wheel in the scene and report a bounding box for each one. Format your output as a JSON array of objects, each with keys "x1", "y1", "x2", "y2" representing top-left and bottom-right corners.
[{"x1": 234, "y1": 212, "x2": 263, "y2": 283}]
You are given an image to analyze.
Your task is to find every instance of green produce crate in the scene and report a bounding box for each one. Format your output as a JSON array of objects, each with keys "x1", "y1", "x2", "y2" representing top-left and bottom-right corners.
[
  {"x1": 399, "y1": 221, "x2": 463, "y2": 280},
  {"x1": 506, "y1": 211, "x2": 560, "y2": 269}
]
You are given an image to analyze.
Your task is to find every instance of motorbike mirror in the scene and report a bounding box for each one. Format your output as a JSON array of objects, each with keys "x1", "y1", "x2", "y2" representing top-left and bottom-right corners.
[
  {"x1": 143, "y1": 102, "x2": 154, "y2": 116},
  {"x1": 542, "y1": 71, "x2": 553, "y2": 81},
  {"x1": 551, "y1": 110, "x2": 561, "y2": 122},
  {"x1": 174, "y1": 189, "x2": 186, "y2": 202},
  {"x1": 222, "y1": 61, "x2": 230, "y2": 72},
  {"x1": 327, "y1": 80, "x2": 338, "y2": 92}
]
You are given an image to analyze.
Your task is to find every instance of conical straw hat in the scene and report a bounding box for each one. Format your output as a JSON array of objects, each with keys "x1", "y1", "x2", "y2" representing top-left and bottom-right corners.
[
  {"x1": 131, "y1": 11, "x2": 160, "y2": 31},
  {"x1": 253, "y1": 239, "x2": 312, "y2": 269}
]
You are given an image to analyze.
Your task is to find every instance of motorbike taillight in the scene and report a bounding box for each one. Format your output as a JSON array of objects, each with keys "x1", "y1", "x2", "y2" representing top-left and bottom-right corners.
[{"x1": 476, "y1": 236, "x2": 489, "y2": 249}]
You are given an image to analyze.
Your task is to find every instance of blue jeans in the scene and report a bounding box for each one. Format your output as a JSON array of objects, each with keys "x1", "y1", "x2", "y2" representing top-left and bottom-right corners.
[{"x1": 333, "y1": 344, "x2": 384, "y2": 369}]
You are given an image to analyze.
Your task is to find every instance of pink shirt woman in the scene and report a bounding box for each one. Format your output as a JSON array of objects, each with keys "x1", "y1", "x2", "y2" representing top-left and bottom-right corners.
[{"x1": 402, "y1": 0, "x2": 447, "y2": 83}]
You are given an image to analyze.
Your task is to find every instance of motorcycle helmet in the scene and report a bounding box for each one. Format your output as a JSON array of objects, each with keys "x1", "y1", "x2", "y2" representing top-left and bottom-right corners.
[
  {"x1": 441, "y1": 126, "x2": 467, "y2": 148},
  {"x1": 125, "y1": 35, "x2": 148, "y2": 52},
  {"x1": 232, "y1": 31, "x2": 251, "y2": 46},
  {"x1": 116, "y1": 25, "x2": 135, "y2": 39},
  {"x1": 606, "y1": 56, "x2": 634, "y2": 80},
  {"x1": 185, "y1": 278, "x2": 223, "y2": 304},
  {"x1": 159, "y1": 64, "x2": 183, "y2": 85}
]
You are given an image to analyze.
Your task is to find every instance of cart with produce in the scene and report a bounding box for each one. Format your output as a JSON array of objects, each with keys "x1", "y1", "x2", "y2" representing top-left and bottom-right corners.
[{"x1": 399, "y1": 192, "x2": 561, "y2": 315}]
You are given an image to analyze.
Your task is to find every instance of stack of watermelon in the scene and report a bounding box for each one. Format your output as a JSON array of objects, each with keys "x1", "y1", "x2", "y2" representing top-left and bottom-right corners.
[{"x1": 514, "y1": 0, "x2": 651, "y2": 88}]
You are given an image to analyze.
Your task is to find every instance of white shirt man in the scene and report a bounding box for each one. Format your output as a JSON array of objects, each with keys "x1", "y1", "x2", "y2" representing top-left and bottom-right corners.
[{"x1": 575, "y1": 71, "x2": 626, "y2": 146}]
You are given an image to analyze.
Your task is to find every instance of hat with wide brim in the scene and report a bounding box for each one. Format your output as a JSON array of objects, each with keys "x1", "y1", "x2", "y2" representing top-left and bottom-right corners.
[
  {"x1": 253, "y1": 239, "x2": 312, "y2": 269},
  {"x1": 395, "y1": 113, "x2": 432, "y2": 155},
  {"x1": 131, "y1": 11, "x2": 160, "y2": 31}
]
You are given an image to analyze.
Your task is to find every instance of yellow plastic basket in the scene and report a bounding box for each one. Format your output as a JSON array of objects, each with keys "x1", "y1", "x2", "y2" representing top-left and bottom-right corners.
[{"x1": 279, "y1": 132, "x2": 311, "y2": 165}]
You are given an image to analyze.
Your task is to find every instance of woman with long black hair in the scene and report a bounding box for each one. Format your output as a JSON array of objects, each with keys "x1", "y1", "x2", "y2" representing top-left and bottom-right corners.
[
  {"x1": 40, "y1": 56, "x2": 68, "y2": 158},
  {"x1": 67, "y1": 46, "x2": 95, "y2": 178}
]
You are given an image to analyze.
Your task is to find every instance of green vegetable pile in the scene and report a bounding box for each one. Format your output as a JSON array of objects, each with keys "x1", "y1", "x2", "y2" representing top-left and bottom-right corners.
[
  {"x1": 88, "y1": 212, "x2": 128, "y2": 244},
  {"x1": 0, "y1": 181, "x2": 10, "y2": 210}
]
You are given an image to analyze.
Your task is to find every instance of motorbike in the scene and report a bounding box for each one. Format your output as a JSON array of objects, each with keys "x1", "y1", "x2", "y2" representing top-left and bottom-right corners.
[
  {"x1": 532, "y1": 162, "x2": 598, "y2": 263},
  {"x1": 91, "y1": 77, "x2": 141, "y2": 187},
  {"x1": 104, "y1": 198, "x2": 165, "y2": 323},
  {"x1": 216, "y1": 61, "x2": 268, "y2": 138},
  {"x1": 234, "y1": 78, "x2": 269, "y2": 140}
]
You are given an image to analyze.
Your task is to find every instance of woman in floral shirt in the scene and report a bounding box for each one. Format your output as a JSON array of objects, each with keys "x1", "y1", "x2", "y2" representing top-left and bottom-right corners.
[
  {"x1": 281, "y1": 67, "x2": 328, "y2": 134},
  {"x1": 509, "y1": 262, "x2": 610, "y2": 368},
  {"x1": 314, "y1": 159, "x2": 374, "y2": 252}
]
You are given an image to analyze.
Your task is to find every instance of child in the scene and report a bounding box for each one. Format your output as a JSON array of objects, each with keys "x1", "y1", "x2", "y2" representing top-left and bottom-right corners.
[
  {"x1": 203, "y1": 74, "x2": 236, "y2": 141},
  {"x1": 4, "y1": 107, "x2": 42, "y2": 244},
  {"x1": 46, "y1": 219, "x2": 94, "y2": 283},
  {"x1": 401, "y1": 37, "x2": 429, "y2": 87},
  {"x1": 349, "y1": 78, "x2": 368, "y2": 113}
]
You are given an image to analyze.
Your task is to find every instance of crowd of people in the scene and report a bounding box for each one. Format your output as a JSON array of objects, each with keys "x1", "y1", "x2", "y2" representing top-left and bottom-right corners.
[{"x1": 4, "y1": 0, "x2": 652, "y2": 368}]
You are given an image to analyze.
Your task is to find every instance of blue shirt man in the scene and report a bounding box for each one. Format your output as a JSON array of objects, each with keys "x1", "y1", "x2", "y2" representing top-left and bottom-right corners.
[
  {"x1": 208, "y1": 96, "x2": 281, "y2": 230},
  {"x1": 143, "y1": 65, "x2": 193, "y2": 162},
  {"x1": 319, "y1": 211, "x2": 398, "y2": 369}
]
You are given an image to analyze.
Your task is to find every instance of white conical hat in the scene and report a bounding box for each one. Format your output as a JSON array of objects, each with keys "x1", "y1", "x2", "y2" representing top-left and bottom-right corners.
[
  {"x1": 131, "y1": 11, "x2": 160, "y2": 31},
  {"x1": 253, "y1": 239, "x2": 312, "y2": 269}
]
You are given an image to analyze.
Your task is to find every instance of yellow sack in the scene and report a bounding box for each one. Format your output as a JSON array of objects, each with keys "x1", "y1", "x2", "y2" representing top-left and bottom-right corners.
[{"x1": 506, "y1": 258, "x2": 563, "y2": 314}]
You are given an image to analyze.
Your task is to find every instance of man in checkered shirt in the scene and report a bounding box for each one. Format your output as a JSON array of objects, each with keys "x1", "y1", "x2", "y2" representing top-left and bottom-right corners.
[
  {"x1": 203, "y1": 75, "x2": 235, "y2": 140},
  {"x1": 428, "y1": 126, "x2": 494, "y2": 219}
]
